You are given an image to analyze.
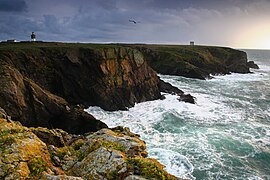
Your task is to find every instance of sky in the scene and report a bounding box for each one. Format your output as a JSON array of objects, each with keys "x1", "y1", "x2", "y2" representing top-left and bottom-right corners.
[{"x1": 1, "y1": 0, "x2": 270, "y2": 49}]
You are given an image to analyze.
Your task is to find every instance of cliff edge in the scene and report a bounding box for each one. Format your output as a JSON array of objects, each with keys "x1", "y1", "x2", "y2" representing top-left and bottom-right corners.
[
  {"x1": 133, "y1": 45, "x2": 257, "y2": 79},
  {"x1": 0, "y1": 43, "x2": 165, "y2": 134}
]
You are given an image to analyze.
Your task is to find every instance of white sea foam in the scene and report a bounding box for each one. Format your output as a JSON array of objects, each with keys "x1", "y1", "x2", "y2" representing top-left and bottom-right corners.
[
  {"x1": 86, "y1": 51, "x2": 270, "y2": 179},
  {"x1": 148, "y1": 148, "x2": 194, "y2": 179}
]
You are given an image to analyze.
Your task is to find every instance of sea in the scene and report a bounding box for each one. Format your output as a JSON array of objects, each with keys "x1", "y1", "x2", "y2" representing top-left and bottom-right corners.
[{"x1": 86, "y1": 49, "x2": 270, "y2": 180}]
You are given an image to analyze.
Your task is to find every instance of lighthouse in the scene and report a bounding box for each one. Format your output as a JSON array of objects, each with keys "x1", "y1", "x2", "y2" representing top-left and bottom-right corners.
[{"x1": 31, "y1": 32, "x2": 36, "y2": 42}]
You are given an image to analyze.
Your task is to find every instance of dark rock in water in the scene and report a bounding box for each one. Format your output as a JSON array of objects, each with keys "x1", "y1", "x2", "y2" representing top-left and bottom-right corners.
[
  {"x1": 158, "y1": 79, "x2": 183, "y2": 95},
  {"x1": 158, "y1": 78, "x2": 195, "y2": 104},
  {"x1": 177, "y1": 94, "x2": 195, "y2": 104},
  {"x1": 247, "y1": 61, "x2": 259, "y2": 69}
]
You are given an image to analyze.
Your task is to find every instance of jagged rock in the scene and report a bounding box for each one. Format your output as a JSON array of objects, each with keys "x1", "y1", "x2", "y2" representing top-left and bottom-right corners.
[
  {"x1": 158, "y1": 79, "x2": 195, "y2": 104},
  {"x1": 30, "y1": 127, "x2": 73, "y2": 147},
  {"x1": 158, "y1": 79, "x2": 184, "y2": 95},
  {"x1": 247, "y1": 61, "x2": 259, "y2": 69},
  {"x1": 177, "y1": 94, "x2": 195, "y2": 104},
  {"x1": 1, "y1": 114, "x2": 177, "y2": 179}
]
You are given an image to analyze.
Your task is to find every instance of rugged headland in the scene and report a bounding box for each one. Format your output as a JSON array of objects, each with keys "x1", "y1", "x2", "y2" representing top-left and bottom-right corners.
[
  {"x1": 132, "y1": 44, "x2": 258, "y2": 79},
  {"x1": 0, "y1": 42, "x2": 257, "y2": 179}
]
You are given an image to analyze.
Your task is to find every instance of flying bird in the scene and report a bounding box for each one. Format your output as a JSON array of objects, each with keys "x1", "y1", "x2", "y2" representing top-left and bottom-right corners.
[{"x1": 129, "y1": 19, "x2": 140, "y2": 24}]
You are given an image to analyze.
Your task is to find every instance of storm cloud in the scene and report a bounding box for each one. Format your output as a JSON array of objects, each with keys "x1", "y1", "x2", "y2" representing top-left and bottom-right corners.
[
  {"x1": 1, "y1": 0, "x2": 270, "y2": 48},
  {"x1": 0, "y1": 0, "x2": 27, "y2": 12}
]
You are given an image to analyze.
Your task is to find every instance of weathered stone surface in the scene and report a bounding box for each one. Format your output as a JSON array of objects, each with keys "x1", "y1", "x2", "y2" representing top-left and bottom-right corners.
[
  {"x1": 41, "y1": 173, "x2": 83, "y2": 180},
  {"x1": 70, "y1": 147, "x2": 127, "y2": 179},
  {"x1": 0, "y1": 118, "x2": 61, "y2": 179},
  {"x1": 30, "y1": 127, "x2": 72, "y2": 147},
  {"x1": 1, "y1": 114, "x2": 177, "y2": 179},
  {"x1": 124, "y1": 175, "x2": 147, "y2": 180}
]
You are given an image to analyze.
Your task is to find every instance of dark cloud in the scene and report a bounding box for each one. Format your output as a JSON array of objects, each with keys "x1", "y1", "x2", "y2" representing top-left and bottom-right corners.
[
  {"x1": 0, "y1": 0, "x2": 270, "y2": 48},
  {"x1": 0, "y1": 0, "x2": 27, "y2": 12}
]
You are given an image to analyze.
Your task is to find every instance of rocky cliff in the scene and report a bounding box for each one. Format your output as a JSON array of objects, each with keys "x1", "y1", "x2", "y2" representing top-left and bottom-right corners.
[
  {"x1": 0, "y1": 42, "x2": 257, "y2": 179},
  {"x1": 0, "y1": 110, "x2": 177, "y2": 179},
  {"x1": 0, "y1": 43, "x2": 167, "y2": 134},
  {"x1": 132, "y1": 45, "x2": 257, "y2": 79},
  {"x1": 0, "y1": 42, "x2": 256, "y2": 134}
]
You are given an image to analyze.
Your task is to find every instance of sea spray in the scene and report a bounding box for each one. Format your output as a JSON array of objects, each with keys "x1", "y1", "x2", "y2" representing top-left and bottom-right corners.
[{"x1": 86, "y1": 50, "x2": 270, "y2": 179}]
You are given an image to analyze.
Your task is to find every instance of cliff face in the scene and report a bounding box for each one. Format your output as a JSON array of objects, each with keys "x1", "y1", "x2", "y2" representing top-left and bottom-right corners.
[
  {"x1": 0, "y1": 60, "x2": 107, "y2": 134},
  {"x1": 0, "y1": 43, "x2": 162, "y2": 133},
  {"x1": 134, "y1": 45, "x2": 254, "y2": 79},
  {"x1": 0, "y1": 44, "x2": 161, "y2": 110},
  {"x1": 0, "y1": 43, "x2": 254, "y2": 133}
]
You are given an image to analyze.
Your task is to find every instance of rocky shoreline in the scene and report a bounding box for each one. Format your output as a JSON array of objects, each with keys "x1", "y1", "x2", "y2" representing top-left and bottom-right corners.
[
  {"x1": 0, "y1": 108, "x2": 178, "y2": 179},
  {"x1": 0, "y1": 42, "x2": 258, "y2": 179}
]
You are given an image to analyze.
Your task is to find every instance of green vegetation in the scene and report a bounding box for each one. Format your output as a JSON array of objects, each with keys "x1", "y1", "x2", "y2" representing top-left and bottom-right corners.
[
  {"x1": 87, "y1": 140, "x2": 125, "y2": 153},
  {"x1": 72, "y1": 139, "x2": 84, "y2": 151},
  {"x1": 28, "y1": 156, "x2": 48, "y2": 176},
  {"x1": 127, "y1": 157, "x2": 177, "y2": 180},
  {"x1": 55, "y1": 146, "x2": 75, "y2": 159},
  {"x1": 0, "y1": 128, "x2": 25, "y2": 151}
]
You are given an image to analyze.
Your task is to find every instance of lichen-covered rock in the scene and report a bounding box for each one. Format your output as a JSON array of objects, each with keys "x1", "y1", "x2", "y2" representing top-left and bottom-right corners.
[
  {"x1": 70, "y1": 147, "x2": 127, "y2": 179},
  {"x1": 0, "y1": 118, "x2": 61, "y2": 179},
  {"x1": 66, "y1": 127, "x2": 176, "y2": 179},
  {"x1": 1, "y1": 115, "x2": 177, "y2": 179},
  {"x1": 41, "y1": 173, "x2": 83, "y2": 180}
]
